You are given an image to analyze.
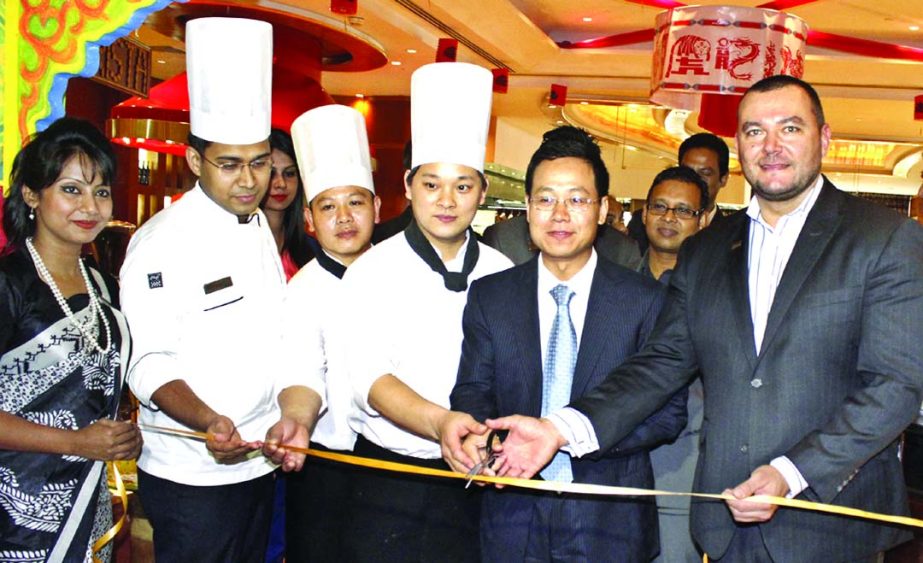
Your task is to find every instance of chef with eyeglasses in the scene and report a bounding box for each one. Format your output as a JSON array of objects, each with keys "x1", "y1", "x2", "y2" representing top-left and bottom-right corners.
[{"x1": 119, "y1": 17, "x2": 323, "y2": 562}]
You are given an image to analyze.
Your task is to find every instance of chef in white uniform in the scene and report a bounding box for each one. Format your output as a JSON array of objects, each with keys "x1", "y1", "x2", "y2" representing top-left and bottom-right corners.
[
  {"x1": 120, "y1": 17, "x2": 322, "y2": 562},
  {"x1": 283, "y1": 104, "x2": 380, "y2": 561},
  {"x1": 343, "y1": 62, "x2": 513, "y2": 562}
]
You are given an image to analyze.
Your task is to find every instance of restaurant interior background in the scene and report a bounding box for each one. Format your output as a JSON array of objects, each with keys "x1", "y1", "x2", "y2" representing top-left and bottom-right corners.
[{"x1": 4, "y1": 0, "x2": 923, "y2": 560}]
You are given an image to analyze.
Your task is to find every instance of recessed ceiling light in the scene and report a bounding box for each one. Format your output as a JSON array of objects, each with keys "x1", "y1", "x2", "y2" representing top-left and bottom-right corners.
[
  {"x1": 157, "y1": 59, "x2": 166, "y2": 64},
  {"x1": 391, "y1": 61, "x2": 402, "y2": 66},
  {"x1": 911, "y1": 25, "x2": 920, "y2": 31},
  {"x1": 580, "y1": 101, "x2": 589, "y2": 105},
  {"x1": 356, "y1": 93, "x2": 365, "y2": 98},
  {"x1": 582, "y1": 16, "x2": 593, "y2": 23},
  {"x1": 406, "y1": 48, "x2": 418, "y2": 54}
]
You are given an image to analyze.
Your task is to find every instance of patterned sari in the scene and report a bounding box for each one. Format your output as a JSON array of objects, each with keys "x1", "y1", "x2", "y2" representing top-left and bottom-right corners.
[{"x1": 0, "y1": 250, "x2": 130, "y2": 562}]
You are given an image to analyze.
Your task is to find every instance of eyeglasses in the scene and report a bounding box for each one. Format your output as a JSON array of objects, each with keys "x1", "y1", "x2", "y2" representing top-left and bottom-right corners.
[
  {"x1": 529, "y1": 194, "x2": 598, "y2": 213},
  {"x1": 200, "y1": 155, "x2": 272, "y2": 177},
  {"x1": 646, "y1": 202, "x2": 702, "y2": 220}
]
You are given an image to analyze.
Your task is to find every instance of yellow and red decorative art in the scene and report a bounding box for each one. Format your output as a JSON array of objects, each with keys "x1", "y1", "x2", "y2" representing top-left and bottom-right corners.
[{"x1": 1, "y1": 0, "x2": 178, "y2": 193}]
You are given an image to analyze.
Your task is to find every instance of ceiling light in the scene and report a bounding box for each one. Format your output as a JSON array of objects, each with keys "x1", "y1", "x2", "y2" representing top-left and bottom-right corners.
[
  {"x1": 391, "y1": 61, "x2": 402, "y2": 66},
  {"x1": 406, "y1": 48, "x2": 418, "y2": 54},
  {"x1": 582, "y1": 17, "x2": 593, "y2": 23},
  {"x1": 355, "y1": 93, "x2": 365, "y2": 98},
  {"x1": 911, "y1": 25, "x2": 920, "y2": 31},
  {"x1": 157, "y1": 59, "x2": 166, "y2": 64},
  {"x1": 580, "y1": 101, "x2": 589, "y2": 105}
]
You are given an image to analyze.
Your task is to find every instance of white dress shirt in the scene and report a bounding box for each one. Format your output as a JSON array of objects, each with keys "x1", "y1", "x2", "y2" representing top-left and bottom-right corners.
[
  {"x1": 283, "y1": 258, "x2": 355, "y2": 451},
  {"x1": 747, "y1": 176, "x2": 823, "y2": 353},
  {"x1": 550, "y1": 178, "x2": 824, "y2": 497},
  {"x1": 121, "y1": 184, "x2": 293, "y2": 486},
  {"x1": 345, "y1": 232, "x2": 512, "y2": 459},
  {"x1": 747, "y1": 176, "x2": 823, "y2": 496}
]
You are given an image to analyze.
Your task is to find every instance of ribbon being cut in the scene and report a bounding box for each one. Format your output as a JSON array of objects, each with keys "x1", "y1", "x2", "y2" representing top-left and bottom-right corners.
[{"x1": 137, "y1": 423, "x2": 923, "y2": 530}]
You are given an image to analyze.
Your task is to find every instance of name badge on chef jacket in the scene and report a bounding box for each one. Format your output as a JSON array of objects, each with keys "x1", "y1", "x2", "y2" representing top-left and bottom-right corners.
[{"x1": 202, "y1": 276, "x2": 242, "y2": 311}]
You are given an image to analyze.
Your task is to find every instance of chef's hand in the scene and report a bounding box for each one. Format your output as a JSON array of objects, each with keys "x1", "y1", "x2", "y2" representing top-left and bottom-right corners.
[
  {"x1": 206, "y1": 415, "x2": 259, "y2": 464},
  {"x1": 263, "y1": 416, "x2": 310, "y2": 472}
]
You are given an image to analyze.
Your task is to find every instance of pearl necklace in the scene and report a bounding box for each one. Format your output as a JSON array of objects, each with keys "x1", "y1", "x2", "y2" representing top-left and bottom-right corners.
[{"x1": 25, "y1": 237, "x2": 111, "y2": 355}]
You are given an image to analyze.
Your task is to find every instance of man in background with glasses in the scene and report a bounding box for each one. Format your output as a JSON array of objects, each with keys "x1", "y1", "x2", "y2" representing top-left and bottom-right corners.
[
  {"x1": 638, "y1": 166, "x2": 709, "y2": 563},
  {"x1": 638, "y1": 166, "x2": 708, "y2": 283},
  {"x1": 450, "y1": 125, "x2": 686, "y2": 562},
  {"x1": 120, "y1": 18, "x2": 322, "y2": 561}
]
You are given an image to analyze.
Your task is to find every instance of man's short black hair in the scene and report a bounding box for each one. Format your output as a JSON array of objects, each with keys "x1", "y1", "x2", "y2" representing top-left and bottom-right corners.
[
  {"x1": 402, "y1": 140, "x2": 413, "y2": 171},
  {"x1": 524, "y1": 125, "x2": 609, "y2": 198},
  {"x1": 678, "y1": 133, "x2": 730, "y2": 178},
  {"x1": 744, "y1": 75, "x2": 826, "y2": 127},
  {"x1": 186, "y1": 133, "x2": 212, "y2": 155},
  {"x1": 646, "y1": 166, "x2": 709, "y2": 211}
]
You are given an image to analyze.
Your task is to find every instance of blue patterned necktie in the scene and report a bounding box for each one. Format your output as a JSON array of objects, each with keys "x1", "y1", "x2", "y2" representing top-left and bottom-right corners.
[{"x1": 540, "y1": 284, "x2": 576, "y2": 483}]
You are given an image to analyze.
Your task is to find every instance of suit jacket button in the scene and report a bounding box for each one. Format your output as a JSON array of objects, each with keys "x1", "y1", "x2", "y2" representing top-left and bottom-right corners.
[
  {"x1": 751, "y1": 378, "x2": 763, "y2": 389},
  {"x1": 740, "y1": 444, "x2": 748, "y2": 453}
]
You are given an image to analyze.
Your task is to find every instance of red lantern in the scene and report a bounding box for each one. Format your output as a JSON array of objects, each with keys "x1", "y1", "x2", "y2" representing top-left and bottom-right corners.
[
  {"x1": 436, "y1": 39, "x2": 458, "y2": 62},
  {"x1": 915, "y1": 94, "x2": 923, "y2": 121},
  {"x1": 650, "y1": 6, "x2": 807, "y2": 137},
  {"x1": 330, "y1": 0, "x2": 358, "y2": 16},
  {"x1": 549, "y1": 84, "x2": 568, "y2": 107},
  {"x1": 492, "y1": 69, "x2": 509, "y2": 94}
]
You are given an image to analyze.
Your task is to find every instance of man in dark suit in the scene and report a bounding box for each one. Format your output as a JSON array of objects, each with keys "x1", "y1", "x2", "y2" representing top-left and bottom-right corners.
[
  {"x1": 450, "y1": 126, "x2": 686, "y2": 561},
  {"x1": 451, "y1": 76, "x2": 923, "y2": 561},
  {"x1": 482, "y1": 211, "x2": 642, "y2": 269}
]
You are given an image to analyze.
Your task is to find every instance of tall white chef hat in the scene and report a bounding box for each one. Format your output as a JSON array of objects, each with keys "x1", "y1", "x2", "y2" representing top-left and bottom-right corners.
[
  {"x1": 186, "y1": 17, "x2": 273, "y2": 145},
  {"x1": 291, "y1": 104, "x2": 375, "y2": 204},
  {"x1": 410, "y1": 62, "x2": 493, "y2": 172}
]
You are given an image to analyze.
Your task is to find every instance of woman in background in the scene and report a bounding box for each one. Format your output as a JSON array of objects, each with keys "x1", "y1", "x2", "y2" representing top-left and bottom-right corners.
[
  {"x1": 262, "y1": 128, "x2": 314, "y2": 280},
  {"x1": 0, "y1": 117, "x2": 141, "y2": 561},
  {"x1": 262, "y1": 128, "x2": 315, "y2": 562}
]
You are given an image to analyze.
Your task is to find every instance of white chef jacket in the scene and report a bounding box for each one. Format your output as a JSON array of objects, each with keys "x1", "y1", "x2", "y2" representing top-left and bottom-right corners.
[
  {"x1": 121, "y1": 184, "x2": 308, "y2": 486},
  {"x1": 345, "y1": 232, "x2": 513, "y2": 459},
  {"x1": 283, "y1": 258, "x2": 355, "y2": 451}
]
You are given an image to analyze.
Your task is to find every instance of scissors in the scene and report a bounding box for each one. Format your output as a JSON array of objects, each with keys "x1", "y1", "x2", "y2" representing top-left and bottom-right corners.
[{"x1": 464, "y1": 429, "x2": 507, "y2": 488}]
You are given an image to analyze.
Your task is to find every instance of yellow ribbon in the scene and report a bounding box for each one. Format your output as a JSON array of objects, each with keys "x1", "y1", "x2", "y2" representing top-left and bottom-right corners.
[
  {"x1": 92, "y1": 461, "x2": 128, "y2": 562},
  {"x1": 137, "y1": 423, "x2": 923, "y2": 529}
]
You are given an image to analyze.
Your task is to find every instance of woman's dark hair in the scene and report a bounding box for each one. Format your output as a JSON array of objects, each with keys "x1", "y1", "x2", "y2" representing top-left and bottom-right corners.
[
  {"x1": 265, "y1": 128, "x2": 313, "y2": 268},
  {"x1": 3, "y1": 117, "x2": 116, "y2": 250}
]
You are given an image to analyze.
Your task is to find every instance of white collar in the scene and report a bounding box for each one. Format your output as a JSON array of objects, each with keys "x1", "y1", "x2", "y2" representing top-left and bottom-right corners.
[
  {"x1": 746, "y1": 175, "x2": 824, "y2": 227},
  {"x1": 537, "y1": 249, "x2": 597, "y2": 297}
]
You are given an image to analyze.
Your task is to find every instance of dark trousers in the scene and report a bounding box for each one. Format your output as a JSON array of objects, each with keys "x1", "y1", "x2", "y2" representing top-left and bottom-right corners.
[
  {"x1": 285, "y1": 443, "x2": 354, "y2": 562},
  {"x1": 138, "y1": 469, "x2": 274, "y2": 563},
  {"x1": 711, "y1": 525, "x2": 884, "y2": 563},
  {"x1": 343, "y1": 436, "x2": 481, "y2": 563},
  {"x1": 482, "y1": 488, "x2": 658, "y2": 563}
]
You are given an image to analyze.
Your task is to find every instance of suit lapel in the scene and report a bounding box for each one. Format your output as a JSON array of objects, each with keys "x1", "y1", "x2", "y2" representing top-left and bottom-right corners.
[
  {"x1": 727, "y1": 213, "x2": 759, "y2": 369},
  {"x1": 513, "y1": 259, "x2": 544, "y2": 415},
  {"x1": 571, "y1": 262, "x2": 618, "y2": 400},
  {"x1": 759, "y1": 181, "x2": 843, "y2": 357}
]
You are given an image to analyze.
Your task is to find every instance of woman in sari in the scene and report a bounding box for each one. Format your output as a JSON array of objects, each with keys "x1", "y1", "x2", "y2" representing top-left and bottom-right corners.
[{"x1": 0, "y1": 117, "x2": 141, "y2": 561}]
